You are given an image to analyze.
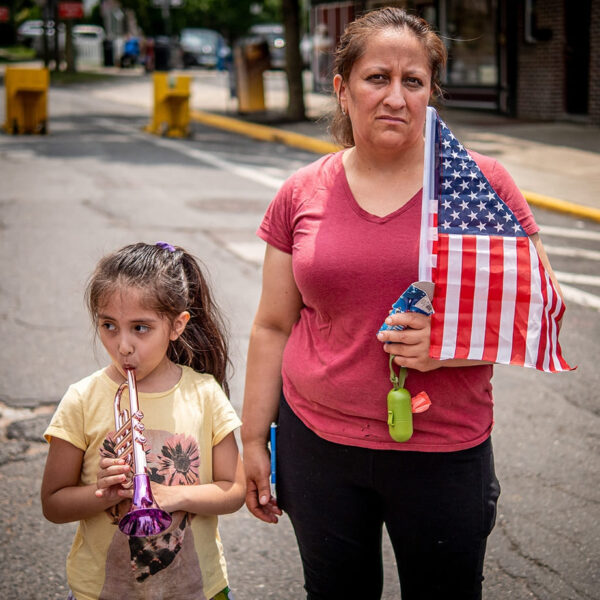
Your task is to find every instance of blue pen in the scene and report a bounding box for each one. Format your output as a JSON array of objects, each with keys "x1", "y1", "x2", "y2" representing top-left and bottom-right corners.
[{"x1": 270, "y1": 422, "x2": 277, "y2": 498}]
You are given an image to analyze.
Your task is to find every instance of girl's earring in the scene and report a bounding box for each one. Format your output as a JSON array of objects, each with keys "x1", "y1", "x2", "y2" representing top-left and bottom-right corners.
[{"x1": 341, "y1": 106, "x2": 347, "y2": 116}]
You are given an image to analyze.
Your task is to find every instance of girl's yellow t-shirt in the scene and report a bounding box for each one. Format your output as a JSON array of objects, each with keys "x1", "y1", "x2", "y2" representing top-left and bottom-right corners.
[{"x1": 44, "y1": 365, "x2": 241, "y2": 600}]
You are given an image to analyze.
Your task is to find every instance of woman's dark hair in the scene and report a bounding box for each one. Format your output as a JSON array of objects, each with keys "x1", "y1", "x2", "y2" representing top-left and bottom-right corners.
[
  {"x1": 330, "y1": 7, "x2": 448, "y2": 147},
  {"x1": 85, "y1": 243, "x2": 231, "y2": 395}
]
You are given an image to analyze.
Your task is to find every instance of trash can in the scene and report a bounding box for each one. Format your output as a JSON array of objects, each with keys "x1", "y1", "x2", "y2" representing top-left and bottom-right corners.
[
  {"x1": 234, "y1": 37, "x2": 270, "y2": 113},
  {"x1": 103, "y1": 39, "x2": 114, "y2": 67},
  {"x1": 154, "y1": 36, "x2": 171, "y2": 72}
]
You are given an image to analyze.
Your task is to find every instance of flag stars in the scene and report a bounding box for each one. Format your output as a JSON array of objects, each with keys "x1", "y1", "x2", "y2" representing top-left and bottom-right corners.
[{"x1": 494, "y1": 222, "x2": 504, "y2": 232}]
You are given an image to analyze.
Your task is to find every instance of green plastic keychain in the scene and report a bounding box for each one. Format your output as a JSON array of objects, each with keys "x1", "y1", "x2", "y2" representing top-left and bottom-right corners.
[{"x1": 387, "y1": 355, "x2": 413, "y2": 442}]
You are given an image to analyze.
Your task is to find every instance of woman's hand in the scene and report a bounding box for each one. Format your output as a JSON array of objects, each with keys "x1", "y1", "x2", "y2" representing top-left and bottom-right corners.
[
  {"x1": 377, "y1": 311, "x2": 439, "y2": 372},
  {"x1": 94, "y1": 456, "x2": 132, "y2": 501},
  {"x1": 243, "y1": 441, "x2": 282, "y2": 524}
]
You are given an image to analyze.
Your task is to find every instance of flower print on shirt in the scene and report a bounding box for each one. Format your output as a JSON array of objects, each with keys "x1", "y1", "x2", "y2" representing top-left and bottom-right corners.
[{"x1": 147, "y1": 433, "x2": 200, "y2": 486}]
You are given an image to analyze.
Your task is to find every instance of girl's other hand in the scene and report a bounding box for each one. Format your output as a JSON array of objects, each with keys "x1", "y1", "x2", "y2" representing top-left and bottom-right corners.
[
  {"x1": 243, "y1": 442, "x2": 282, "y2": 524},
  {"x1": 95, "y1": 457, "x2": 132, "y2": 500}
]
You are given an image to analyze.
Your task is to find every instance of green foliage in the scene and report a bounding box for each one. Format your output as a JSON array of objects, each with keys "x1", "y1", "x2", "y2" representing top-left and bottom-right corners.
[{"x1": 118, "y1": 0, "x2": 282, "y2": 40}]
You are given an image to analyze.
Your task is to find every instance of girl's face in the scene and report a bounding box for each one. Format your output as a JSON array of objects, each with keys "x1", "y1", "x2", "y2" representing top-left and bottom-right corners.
[
  {"x1": 334, "y1": 27, "x2": 432, "y2": 153},
  {"x1": 97, "y1": 286, "x2": 189, "y2": 387}
]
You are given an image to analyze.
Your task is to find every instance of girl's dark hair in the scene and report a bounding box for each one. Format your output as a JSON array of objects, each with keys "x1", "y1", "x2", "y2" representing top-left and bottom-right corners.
[
  {"x1": 85, "y1": 243, "x2": 231, "y2": 395},
  {"x1": 330, "y1": 7, "x2": 448, "y2": 147}
]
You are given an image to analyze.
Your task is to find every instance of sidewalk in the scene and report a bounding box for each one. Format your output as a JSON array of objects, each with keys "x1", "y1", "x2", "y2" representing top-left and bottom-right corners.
[{"x1": 5, "y1": 64, "x2": 600, "y2": 220}]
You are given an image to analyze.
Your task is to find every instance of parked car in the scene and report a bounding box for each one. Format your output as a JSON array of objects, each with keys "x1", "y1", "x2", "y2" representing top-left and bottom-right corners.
[
  {"x1": 179, "y1": 28, "x2": 230, "y2": 69},
  {"x1": 249, "y1": 23, "x2": 286, "y2": 69}
]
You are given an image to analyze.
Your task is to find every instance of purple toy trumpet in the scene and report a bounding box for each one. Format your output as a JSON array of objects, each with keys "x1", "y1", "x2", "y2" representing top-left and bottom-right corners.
[{"x1": 113, "y1": 368, "x2": 172, "y2": 537}]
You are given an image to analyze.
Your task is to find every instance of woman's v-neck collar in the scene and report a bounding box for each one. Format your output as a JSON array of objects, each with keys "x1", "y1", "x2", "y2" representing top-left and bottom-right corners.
[{"x1": 336, "y1": 150, "x2": 423, "y2": 224}]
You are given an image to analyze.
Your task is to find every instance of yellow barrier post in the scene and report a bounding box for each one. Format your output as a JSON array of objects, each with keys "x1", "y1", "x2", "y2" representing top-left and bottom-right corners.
[
  {"x1": 234, "y1": 40, "x2": 270, "y2": 113},
  {"x1": 146, "y1": 73, "x2": 191, "y2": 138},
  {"x1": 3, "y1": 67, "x2": 49, "y2": 135}
]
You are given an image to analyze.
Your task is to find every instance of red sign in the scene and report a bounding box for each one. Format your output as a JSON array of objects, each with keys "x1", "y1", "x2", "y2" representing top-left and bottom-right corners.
[
  {"x1": 0, "y1": 6, "x2": 10, "y2": 23},
  {"x1": 58, "y1": 1, "x2": 84, "y2": 19}
]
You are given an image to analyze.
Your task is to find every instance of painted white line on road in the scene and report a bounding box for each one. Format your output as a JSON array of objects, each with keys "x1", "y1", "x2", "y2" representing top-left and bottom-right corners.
[
  {"x1": 94, "y1": 117, "x2": 285, "y2": 190},
  {"x1": 539, "y1": 224, "x2": 600, "y2": 241},
  {"x1": 544, "y1": 245, "x2": 600, "y2": 261},
  {"x1": 227, "y1": 242, "x2": 266, "y2": 266},
  {"x1": 554, "y1": 271, "x2": 600, "y2": 287},
  {"x1": 559, "y1": 283, "x2": 600, "y2": 311}
]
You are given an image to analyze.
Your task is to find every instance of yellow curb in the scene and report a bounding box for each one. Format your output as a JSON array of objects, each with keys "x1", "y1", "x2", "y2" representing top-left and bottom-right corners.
[
  {"x1": 522, "y1": 190, "x2": 600, "y2": 224},
  {"x1": 190, "y1": 109, "x2": 341, "y2": 155},
  {"x1": 191, "y1": 109, "x2": 600, "y2": 223}
]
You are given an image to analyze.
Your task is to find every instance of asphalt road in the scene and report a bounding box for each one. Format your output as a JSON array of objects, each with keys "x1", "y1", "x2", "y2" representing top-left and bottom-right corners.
[{"x1": 0, "y1": 81, "x2": 598, "y2": 600}]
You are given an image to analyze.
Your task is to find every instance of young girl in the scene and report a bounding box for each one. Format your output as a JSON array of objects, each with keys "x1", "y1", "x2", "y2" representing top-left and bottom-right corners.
[{"x1": 41, "y1": 242, "x2": 245, "y2": 600}]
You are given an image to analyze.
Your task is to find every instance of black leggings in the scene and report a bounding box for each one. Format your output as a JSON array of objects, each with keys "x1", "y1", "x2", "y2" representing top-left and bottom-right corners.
[{"x1": 276, "y1": 397, "x2": 500, "y2": 600}]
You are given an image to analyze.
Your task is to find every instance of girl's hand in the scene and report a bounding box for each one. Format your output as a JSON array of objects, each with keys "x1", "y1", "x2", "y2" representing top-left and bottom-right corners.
[
  {"x1": 243, "y1": 441, "x2": 282, "y2": 524},
  {"x1": 95, "y1": 457, "x2": 132, "y2": 501},
  {"x1": 377, "y1": 312, "x2": 439, "y2": 372}
]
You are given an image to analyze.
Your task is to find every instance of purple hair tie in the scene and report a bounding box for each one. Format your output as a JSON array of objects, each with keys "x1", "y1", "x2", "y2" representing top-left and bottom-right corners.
[{"x1": 156, "y1": 241, "x2": 176, "y2": 252}]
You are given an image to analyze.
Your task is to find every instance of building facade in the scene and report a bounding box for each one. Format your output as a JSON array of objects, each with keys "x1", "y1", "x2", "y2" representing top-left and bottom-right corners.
[{"x1": 311, "y1": 0, "x2": 600, "y2": 124}]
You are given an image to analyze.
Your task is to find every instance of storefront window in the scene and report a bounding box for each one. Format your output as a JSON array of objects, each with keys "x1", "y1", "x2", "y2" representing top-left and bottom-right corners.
[{"x1": 443, "y1": 0, "x2": 498, "y2": 86}]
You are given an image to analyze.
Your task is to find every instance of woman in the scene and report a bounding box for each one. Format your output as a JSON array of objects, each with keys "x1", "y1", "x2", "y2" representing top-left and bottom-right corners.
[{"x1": 242, "y1": 7, "x2": 559, "y2": 599}]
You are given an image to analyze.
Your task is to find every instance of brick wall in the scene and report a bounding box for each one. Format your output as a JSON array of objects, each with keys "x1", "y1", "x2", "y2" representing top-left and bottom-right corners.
[
  {"x1": 590, "y1": 0, "x2": 600, "y2": 124},
  {"x1": 516, "y1": 0, "x2": 565, "y2": 120}
]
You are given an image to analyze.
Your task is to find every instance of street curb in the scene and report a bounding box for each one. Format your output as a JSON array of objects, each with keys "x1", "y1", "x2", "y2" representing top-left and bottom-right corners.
[
  {"x1": 190, "y1": 110, "x2": 600, "y2": 224},
  {"x1": 191, "y1": 110, "x2": 341, "y2": 155},
  {"x1": 522, "y1": 190, "x2": 600, "y2": 224}
]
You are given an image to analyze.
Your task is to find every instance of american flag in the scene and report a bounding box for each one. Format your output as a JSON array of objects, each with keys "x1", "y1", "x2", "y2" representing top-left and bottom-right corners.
[{"x1": 419, "y1": 107, "x2": 572, "y2": 373}]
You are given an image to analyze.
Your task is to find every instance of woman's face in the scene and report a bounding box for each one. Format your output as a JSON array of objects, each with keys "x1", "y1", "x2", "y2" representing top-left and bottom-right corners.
[{"x1": 334, "y1": 27, "x2": 432, "y2": 153}]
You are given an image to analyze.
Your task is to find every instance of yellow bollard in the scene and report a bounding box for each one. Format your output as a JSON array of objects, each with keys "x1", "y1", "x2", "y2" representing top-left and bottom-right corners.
[
  {"x1": 146, "y1": 72, "x2": 191, "y2": 138},
  {"x1": 234, "y1": 40, "x2": 270, "y2": 113},
  {"x1": 3, "y1": 67, "x2": 49, "y2": 135}
]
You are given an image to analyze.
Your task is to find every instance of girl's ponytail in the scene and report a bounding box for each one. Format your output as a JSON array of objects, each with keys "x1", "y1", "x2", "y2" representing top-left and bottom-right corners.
[{"x1": 169, "y1": 252, "x2": 231, "y2": 395}]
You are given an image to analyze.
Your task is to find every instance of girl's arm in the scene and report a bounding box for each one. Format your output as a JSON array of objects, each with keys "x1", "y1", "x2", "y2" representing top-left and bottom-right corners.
[
  {"x1": 242, "y1": 243, "x2": 303, "y2": 523},
  {"x1": 149, "y1": 431, "x2": 245, "y2": 515},
  {"x1": 41, "y1": 437, "x2": 130, "y2": 523}
]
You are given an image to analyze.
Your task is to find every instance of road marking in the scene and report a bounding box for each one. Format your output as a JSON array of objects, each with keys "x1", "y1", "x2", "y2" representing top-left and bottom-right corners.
[
  {"x1": 94, "y1": 117, "x2": 285, "y2": 190},
  {"x1": 554, "y1": 271, "x2": 600, "y2": 287},
  {"x1": 227, "y1": 242, "x2": 266, "y2": 265},
  {"x1": 544, "y1": 245, "x2": 600, "y2": 261},
  {"x1": 539, "y1": 224, "x2": 600, "y2": 241},
  {"x1": 559, "y1": 283, "x2": 600, "y2": 311}
]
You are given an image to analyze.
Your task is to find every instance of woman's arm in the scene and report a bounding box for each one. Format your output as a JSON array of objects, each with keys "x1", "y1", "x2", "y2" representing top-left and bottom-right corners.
[
  {"x1": 150, "y1": 432, "x2": 246, "y2": 516},
  {"x1": 242, "y1": 243, "x2": 303, "y2": 523},
  {"x1": 41, "y1": 437, "x2": 129, "y2": 523}
]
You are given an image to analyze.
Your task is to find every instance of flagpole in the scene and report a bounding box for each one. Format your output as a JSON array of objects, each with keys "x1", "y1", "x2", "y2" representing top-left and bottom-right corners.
[{"x1": 419, "y1": 106, "x2": 437, "y2": 283}]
